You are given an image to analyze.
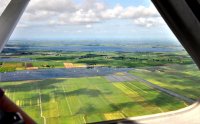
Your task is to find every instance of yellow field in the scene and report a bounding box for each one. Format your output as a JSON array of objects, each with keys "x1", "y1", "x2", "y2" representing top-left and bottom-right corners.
[
  {"x1": 104, "y1": 112, "x2": 125, "y2": 120},
  {"x1": 64, "y1": 63, "x2": 86, "y2": 68}
]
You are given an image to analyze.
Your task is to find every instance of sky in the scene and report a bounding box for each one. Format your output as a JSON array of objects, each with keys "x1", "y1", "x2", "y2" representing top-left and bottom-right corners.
[{"x1": 0, "y1": 0, "x2": 177, "y2": 41}]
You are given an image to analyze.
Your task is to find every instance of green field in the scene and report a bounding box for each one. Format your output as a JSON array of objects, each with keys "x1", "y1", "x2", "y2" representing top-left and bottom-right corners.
[
  {"x1": 0, "y1": 76, "x2": 187, "y2": 124},
  {"x1": 0, "y1": 51, "x2": 198, "y2": 123},
  {"x1": 22, "y1": 51, "x2": 194, "y2": 67},
  {"x1": 130, "y1": 64, "x2": 200, "y2": 100},
  {"x1": 0, "y1": 51, "x2": 193, "y2": 72}
]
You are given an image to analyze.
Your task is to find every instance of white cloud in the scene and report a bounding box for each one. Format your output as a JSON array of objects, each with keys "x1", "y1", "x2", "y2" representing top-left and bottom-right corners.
[
  {"x1": 27, "y1": 0, "x2": 77, "y2": 13},
  {"x1": 120, "y1": 4, "x2": 159, "y2": 19},
  {"x1": 0, "y1": 0, "x2": 164, "y2": 28},
  {"x1": 85, "y1": 24, "x2": 92, "y2": 28},
  {"x1": 134, "y1": 17, "x2": 165, "y2": 28},
  {"x1": 95, "y1": 2, "x2": 106, "y2": 11},
  {"x1": 101, "y1": 4, "x2": 124, "y2": 19},
  {"x1": 16, "y1": 23, "x2": 28, "y2": 28},
  {"x1": 77, "y1": 30, "x2": 82, "y2": 33},
  {"x1": 69, "y1": 9, "x2": 100, "y2": 24}
]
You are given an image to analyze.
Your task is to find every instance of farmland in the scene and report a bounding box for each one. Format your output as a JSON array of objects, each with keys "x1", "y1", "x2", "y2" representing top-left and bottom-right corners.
[
  {"x1": 0, "y1": 42, "x2": 199, "y2": 124},
  {"x1": 0, "y1": 76, "x2": 187, "y2": 124},
  {"x1": 0, "y1": 51, "x2": 193, "y2": 72},
  {"x1": 130, "y1": 64, "x2": 200, "y2": 100}
]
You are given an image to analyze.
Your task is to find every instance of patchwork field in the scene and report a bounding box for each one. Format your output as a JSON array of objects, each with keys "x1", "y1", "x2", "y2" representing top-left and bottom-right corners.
[
  {"x1": 130, "y1": 64, "x2": 200, "y2": 100},
  {"x1": 0, "y1": 76, "x2": 187, "y2": 124},
  {"x1": 0, "y1": 51, "x2": 193, "y2": 73}
]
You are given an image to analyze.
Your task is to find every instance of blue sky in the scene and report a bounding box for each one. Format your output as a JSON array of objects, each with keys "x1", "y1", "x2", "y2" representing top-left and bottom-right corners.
[{"x1": 0, "y1": 0, "x2": 177, "y2": 41}]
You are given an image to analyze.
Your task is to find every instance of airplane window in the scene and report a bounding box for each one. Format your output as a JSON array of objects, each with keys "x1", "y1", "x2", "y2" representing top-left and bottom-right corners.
[{"x1": 0, "y1": 0, "x2": 199, "y2": 124}]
